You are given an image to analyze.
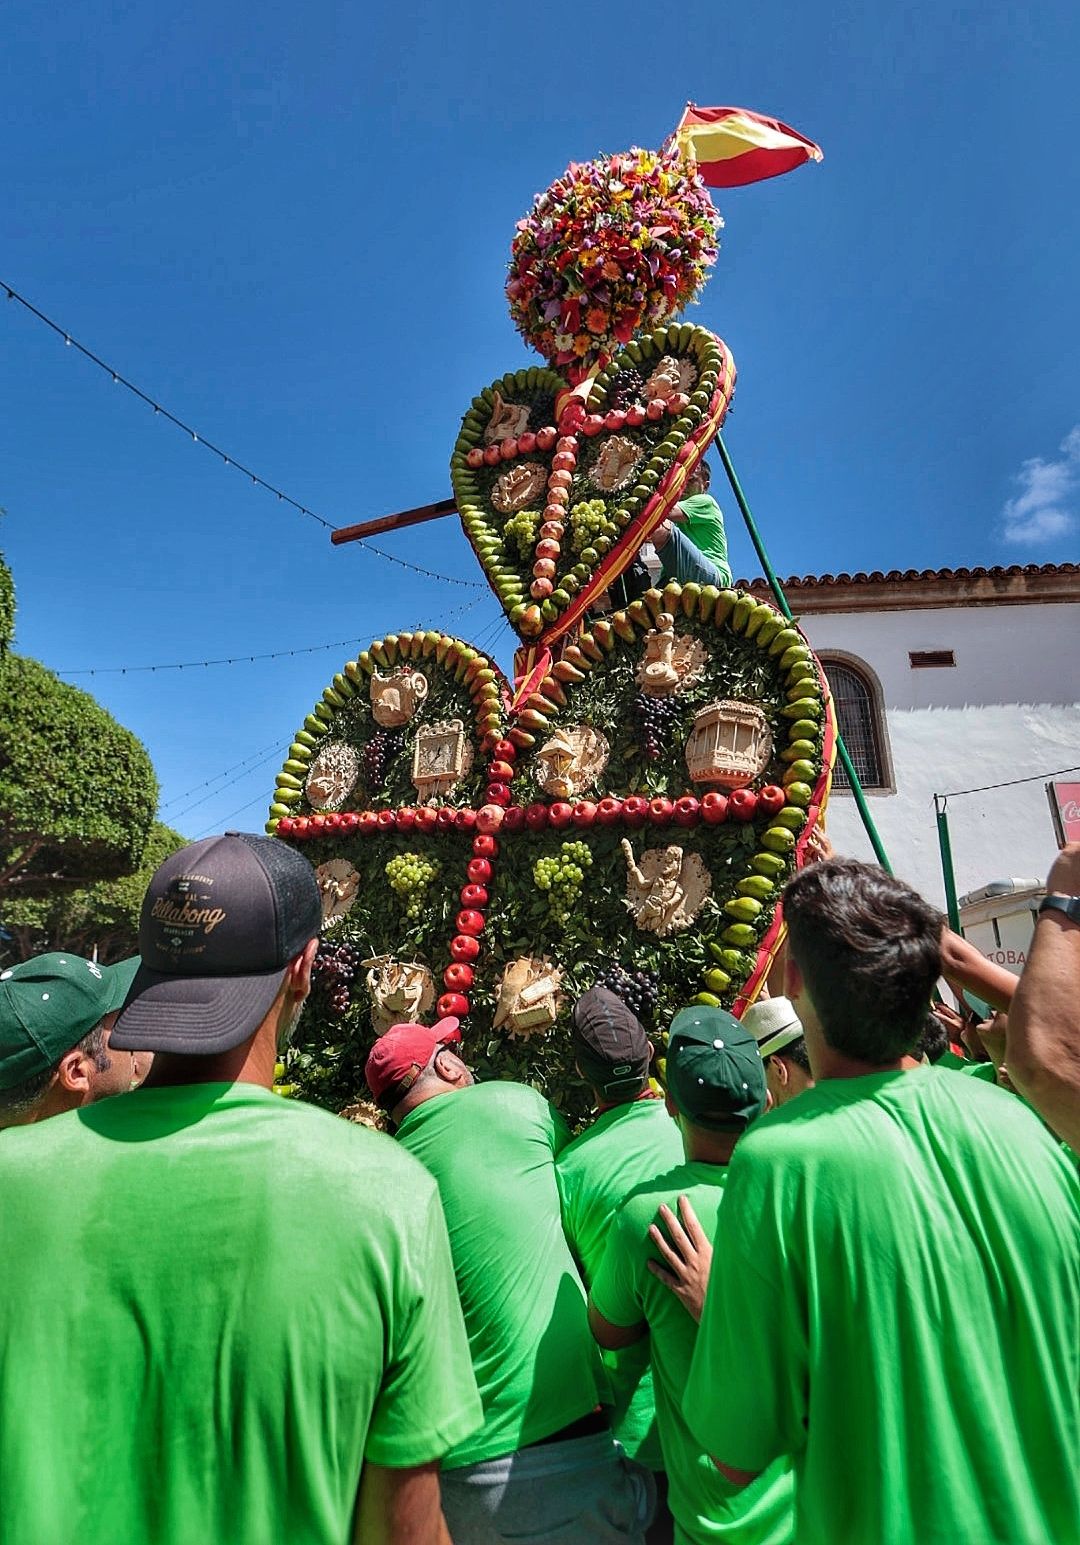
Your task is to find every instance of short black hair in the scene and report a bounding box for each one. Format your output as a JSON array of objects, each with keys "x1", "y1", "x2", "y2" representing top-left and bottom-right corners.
[
  {"x1": 783, "y1": 859, "x2": 943, "y2": 1064},
  {"x1": 916, "y1": 1012, "x2": 950, "y2": 1064},
  {"x1": 0, "y1": 1022, "x2": 109, "y2": 1122},
  {"x1": 774, "y1": 1035, "x2": 811, "y2": 1075}
]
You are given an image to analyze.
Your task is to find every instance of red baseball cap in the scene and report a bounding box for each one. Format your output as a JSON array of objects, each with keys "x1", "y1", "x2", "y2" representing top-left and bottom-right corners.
[{"x1": 364, "y1": 1017, "x2": 461, "y2": 1106}]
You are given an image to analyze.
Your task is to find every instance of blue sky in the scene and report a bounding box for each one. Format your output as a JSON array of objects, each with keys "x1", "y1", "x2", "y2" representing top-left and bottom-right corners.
[{"x1": 2, "y1": 0, "x2": 1077, "y2": 837}]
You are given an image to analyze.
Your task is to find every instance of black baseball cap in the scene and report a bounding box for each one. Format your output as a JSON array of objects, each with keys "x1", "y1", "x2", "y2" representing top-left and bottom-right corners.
[
  {"x1": 666, "y1": 1006, "x2": 767, "y2": 1132},
  {"x1": 572, "y1": 985, "x2": 651, "y2": 1098},
  {"x1": 112, "y1": 833, "x2": 322, "y2": 1055}
]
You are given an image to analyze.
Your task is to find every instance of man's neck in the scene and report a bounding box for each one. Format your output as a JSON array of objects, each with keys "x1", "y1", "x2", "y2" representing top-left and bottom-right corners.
[
  {"x1": 142, "y1": 1027, "x2": 272, "y2": 1091},
  {"x1": 814, "y1": 1050, "x2": 921, "y2": 1081}
]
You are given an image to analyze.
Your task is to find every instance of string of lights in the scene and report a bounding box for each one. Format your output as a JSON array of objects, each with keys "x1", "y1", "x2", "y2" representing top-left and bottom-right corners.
[
  {"x1": 159, "y1": 740, "x2": 286, "y2": 812},
  {"x1": 1, "y1": 280, "x2": 485, "y2": 589}
]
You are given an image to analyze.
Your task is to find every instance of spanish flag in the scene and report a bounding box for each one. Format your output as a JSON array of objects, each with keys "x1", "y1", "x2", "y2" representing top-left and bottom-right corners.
[{"x1": 674, "y1": 104, "x2": 823, "y2": 188}]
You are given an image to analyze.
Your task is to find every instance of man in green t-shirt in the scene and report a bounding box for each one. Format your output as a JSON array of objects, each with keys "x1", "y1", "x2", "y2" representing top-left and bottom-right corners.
[
  {"x1": 366, "y1": 1019, "x2": 653, "y2": 1545},
  {"x1": 0, "y1": 834, "x2": 483, "y2": 1545},
  {"x1": 651, "y1": 462, "x2": 732, "y2": 590},
  {"x1": 0, "y1": 951, "x2": 140, "y2": 1128},
  {"x1": 589, "y1": 1007, "x2": 794, "y2": 1545},
  {"x1": 556, "y1": 988, "x2": 683, "y2": 1495},
  {"x1": 740, "y1": 995, "x2": 813, "y2": 1108},
  {"x1": 686, "y1": 858, "x2": 1080, "y2": 1545}
]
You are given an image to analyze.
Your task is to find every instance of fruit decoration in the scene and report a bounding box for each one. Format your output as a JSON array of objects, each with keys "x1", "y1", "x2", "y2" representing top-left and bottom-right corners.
[
  {"x1": 506, "y1": 146, "x2": 721, "y2": 383},
  {"x1": 596, "y1": 964, "x2": 660, "y2": 1026},
  {"x1": 385, "y1": 853, "x2": 440, "y2": 921},
  {"x1": 533, "y1": 840, "x2": 593, "y2": 926}
]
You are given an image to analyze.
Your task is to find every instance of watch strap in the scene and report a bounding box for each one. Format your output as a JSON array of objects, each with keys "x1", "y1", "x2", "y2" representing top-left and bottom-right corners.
[{"x1": 1038, "y1": 894, "x2": 1080, "y2": 924}]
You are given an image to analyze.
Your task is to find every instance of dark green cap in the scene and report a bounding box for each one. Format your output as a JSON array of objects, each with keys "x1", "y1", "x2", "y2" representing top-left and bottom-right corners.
[
  {"x1": 667, "y1": 1005, "x2": 767, "y2": 1132},
  {"x1": 0, "y1": 953, "x2": 139, "y2": 1091}
]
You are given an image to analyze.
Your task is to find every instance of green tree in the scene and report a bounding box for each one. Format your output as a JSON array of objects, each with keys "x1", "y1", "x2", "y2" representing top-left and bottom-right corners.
[
  {"x1": 0, "y1": 820, "x2": 185, "y2": 964},
  {"x1": 0, "y1": 654, "x2": 159, "y2": 896},
  {"x1": 0, "y1": 544, "x2": 13, "y2": 655}
]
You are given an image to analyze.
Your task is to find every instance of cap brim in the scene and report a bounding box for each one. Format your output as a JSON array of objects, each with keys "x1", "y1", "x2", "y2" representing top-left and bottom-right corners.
[
  {"x1": 102, "y1": 956, "x2": 141, "y2": 1015},
  {"x1": 111, "y1": 961, "x2": 287, "y2": 1055},
  {"x1": 756, "y1": 1023, "x2": 804, "y2": 1059}
]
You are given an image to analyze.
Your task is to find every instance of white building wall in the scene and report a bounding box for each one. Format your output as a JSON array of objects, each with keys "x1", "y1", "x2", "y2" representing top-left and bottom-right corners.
[{"x1": 796, "y1": 601, "x2": 1080, "y2": 908}]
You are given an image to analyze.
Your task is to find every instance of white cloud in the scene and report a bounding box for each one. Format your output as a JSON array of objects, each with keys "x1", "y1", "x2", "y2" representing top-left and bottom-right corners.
[{"x1": 1001, "y1": 425, "x2": 1080, "y2": 545}]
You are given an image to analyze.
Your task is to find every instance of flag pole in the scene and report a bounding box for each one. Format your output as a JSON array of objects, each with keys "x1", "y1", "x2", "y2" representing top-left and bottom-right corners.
[{"x1": 712, "y1": 432, "x2": 893, "y2": 873}]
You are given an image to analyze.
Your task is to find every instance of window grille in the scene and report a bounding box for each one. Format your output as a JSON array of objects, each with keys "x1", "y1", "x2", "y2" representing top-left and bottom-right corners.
[{"x1": 823, "y1": 661, "x2": 886, "y2": 790}]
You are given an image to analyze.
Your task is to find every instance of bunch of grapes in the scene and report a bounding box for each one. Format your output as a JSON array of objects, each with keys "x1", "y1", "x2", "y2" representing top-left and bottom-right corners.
[
  {"x1": 503, "y1": 508, "x2": 540, "y2": 561},
  {"x1": 362, "y1": 727, "x2": 405, "y2": 789},
  {"x1": 608, "y1": 368, "x2": 645, "y2": 411},
  {"x1": 312, "y1": 940, "x2": 362, "y2": 1018},
  {"x1": 633, "y1": 691, "x2": 682, "y2": 760},
  {"x1": 533, "y1": 840, "x2": 593, "y2": 925},
  {"x1": 569, "y1": 499, "x2": 617, "y2": 554},
  {"x1": 597, "y1": 964, "x2": 660, "y2": 1025},
  {"x1": 385, "y1": 852, "x2": 440, "y2": 920}
]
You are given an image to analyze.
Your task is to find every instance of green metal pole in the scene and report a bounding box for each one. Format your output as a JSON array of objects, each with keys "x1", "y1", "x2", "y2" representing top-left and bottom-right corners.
[
  {"x1": 934, "y1": 795, "x2": 962, "y2": 932},
  {"x1": 713, "y1": 433, "x2": 893, "y2": 873}
]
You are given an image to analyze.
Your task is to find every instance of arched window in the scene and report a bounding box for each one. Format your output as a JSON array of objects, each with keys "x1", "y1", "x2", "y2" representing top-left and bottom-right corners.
[{"x1": 819, "y1": 657, "x2": 890, "y2": 792}]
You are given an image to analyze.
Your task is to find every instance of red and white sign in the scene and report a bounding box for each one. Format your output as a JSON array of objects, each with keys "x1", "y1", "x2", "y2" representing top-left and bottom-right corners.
[{"x1": 1048, "y1": 781, "x2": 1080, "y2": 847}]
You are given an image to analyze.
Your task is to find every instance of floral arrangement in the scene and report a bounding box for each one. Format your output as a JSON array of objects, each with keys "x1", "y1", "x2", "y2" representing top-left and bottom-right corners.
[{"x1": 506, "y1": 146, "x2": 722, "y2": 383}]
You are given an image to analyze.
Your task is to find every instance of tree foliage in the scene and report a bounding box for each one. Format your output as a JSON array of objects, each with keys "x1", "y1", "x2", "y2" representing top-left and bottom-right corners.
[
  {"x1": 0, "y1": 546, "x2": 13, "y2": 656},
  {"x1": 0, "y1": 821, "x2": 185, "y2": 964},
  {"x1": 0, "y1": 655, "x2": 159, "y2": 895}
]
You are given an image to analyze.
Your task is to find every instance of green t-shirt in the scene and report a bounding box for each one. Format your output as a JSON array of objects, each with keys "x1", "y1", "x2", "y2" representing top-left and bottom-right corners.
[
  {"x1": 398, "y1": 1080, "x2": 603, "y2": 1467},
  {"x1": 0, "y1": 1083, "x2": 482, "y2": 1545},
  {"x1": 556, "y1": 1098, "x2": 684, "y2": 1467},
  {"x1": 686, "y1": 1066, "x2": 1080, "y2": 1545},
  {"x1": 592, "y1": 1162, "x2": 794, "y2": 1545},
  {"x1": 676, "y1": 493, "x2": 732, "y2": 580}
]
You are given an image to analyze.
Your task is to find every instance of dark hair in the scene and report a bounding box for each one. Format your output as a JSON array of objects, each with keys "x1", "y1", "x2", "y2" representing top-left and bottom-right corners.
[
  {"x1": 776, "y1": 1035, "x2": 811, "y2": 1075},
  {"x1": 915, "y1": 1012, "x2": 950, "y2": 1064},
  {"x1": 0, "y1": 1023, "x2": 109, "y2": 1121},
  {"x1": 783, "y1": 860, "x2": 943, "y2": 1063}
]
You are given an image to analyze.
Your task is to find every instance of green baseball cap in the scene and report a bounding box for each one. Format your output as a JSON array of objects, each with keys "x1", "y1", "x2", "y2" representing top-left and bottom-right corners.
[
  {"x1": 0, "y1": 953, "x2": 140, "y2": 1092},
  {"x1": 666, "y1": 1005, "x2": 767, "y2": 1132}
]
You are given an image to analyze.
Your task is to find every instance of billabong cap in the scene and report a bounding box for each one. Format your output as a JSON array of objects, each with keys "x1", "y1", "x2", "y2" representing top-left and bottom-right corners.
[
  {"x1": 666, "y1": 1006, "x2": 766, "y2": 1132},
  {"x1": 0, "y1": 953, "x2": 139, "y2": 1091},
  {"x1": 741, "y1": 996, "x2": 805, "y2": 1059},
  {"x1": 572, "y1": 986, "x2": 650, "y2": 1098},
  {"x1": 112, "y1": 833, "x2": 322, "y2": 1056},
  {"x1": 365, "y1": 1019, "x2": 462, "y2": 1107}
]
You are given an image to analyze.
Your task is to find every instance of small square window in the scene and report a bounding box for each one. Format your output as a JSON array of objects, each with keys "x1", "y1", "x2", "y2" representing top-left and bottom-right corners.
[{"x1": 908, "y1": 650, "x2": 955, "y2": 669}]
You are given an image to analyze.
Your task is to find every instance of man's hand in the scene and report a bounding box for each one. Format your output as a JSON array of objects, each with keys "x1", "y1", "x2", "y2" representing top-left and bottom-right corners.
[
  {"x1": 1046, "y1": 842, "x2": 1080, "y2": 899},
  {"x1": 646, "y1": 1195, "x2": 713, "y2": 1324},
  {"x1": 803, "y1": 828, "x2": 834, "y2": 865}
]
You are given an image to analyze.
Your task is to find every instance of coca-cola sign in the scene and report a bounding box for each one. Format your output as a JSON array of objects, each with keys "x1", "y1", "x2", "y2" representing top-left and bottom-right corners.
[{"x1": 1048, "y1": 781, "x2": 1080, "y2": 847}]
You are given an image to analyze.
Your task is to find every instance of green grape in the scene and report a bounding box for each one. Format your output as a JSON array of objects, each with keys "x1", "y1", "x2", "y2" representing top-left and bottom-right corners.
[
  {"x1": 386, "y1": 853, "x2": 439, "y2": 919},
  {"x1": 503, "y1": 508, "x2": 541, "y2": 561},
  {"x1": 569, "y1": 499, "x2": 615, "y2": 555}
]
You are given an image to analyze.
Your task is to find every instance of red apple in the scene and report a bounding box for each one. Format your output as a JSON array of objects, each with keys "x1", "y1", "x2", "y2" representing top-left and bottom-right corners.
[
  {"x1": 476, "y1": 803, "x2": 506, "y2": 833},
  {"x1": 323, "y1": 813, "x2": 342, "y2": 830},
  {"x1": 454, "y1": 808, "x2": 477, "y2": 831},
  {"x1": 625, "y1": 404, "x2": 647, "y2": 427},
  {"x1": 466, "y1": 447, "x2": 485, "y2": 469},
  {"x1": 492, "y1": 739, "x2": 517, "y2": 764},
  {"x1": 456, "y1": 909, "x2": 485, "y2": 936},
  {"x1": 582, "y1": 414, "x2": 605, "y2": 437},
  {"x1": 437, "y1": 807, "x2": 457, "y2": 829},
  {"x1": 667, "y1": 392, "x2": 690, "y2": 414},
  {"x1": 340, "y1": 812, "x2": 361, "y2": 831},
  {"x1": 674, "y1": 795, "x2": 701, "y2": 827},
  {"x1": 415, "y1": 806, "x2": 438, "y2": 833},
  {"x1": 450, "y1": 934, "x2": 480, "y2": 963},
  {"x1": 524, "y1": 803, "x2": 549, "y2": 831},
  {"x1": 535, "y1": 426, "x2": 557, "y2": 451},
  {"x1": 701, "y1": 792, "x2": 729, "y2": 825},
  {"x1": 729, "y1": 788, "x2": 758, "y2": 822},
  {"x1": 483, "y1": 443, "x2": 502, "y2": 467},
  {"x1": 604, "y1": 408, "x2": 626, "y2": 432},
  {"x1": 467, "y1": 857, "x2": 492, "y2": 884},
  {"x1": 560, "y1": 402, "x2": 585, "y2": 429},
  {"x1": 517, "y1": 430, "x2": 537, "y2": 454},
  {"x1": 437, "y1": 992, "x2": 470, "y2": 1019},
  {"x1": 648, "y1": 797, "x2": 674, "y2": 825},
  {"x1": 548, "y1": 801, "x2": 574, "y2": 829},
  {"x1": 544, "y1": 501, "x2": 566, "y2": 522},
  {"x1": 277, "y1": 816, "x2": 294, "y2": 835},
  {"x1": 596, "y1": 796, "x2": 623, "y2": 826},
  {"x1": 309, "y1": 813, "x2": 326, "y2": 832},
  {"x1": 621, "y1": 795, "x2": 649, "y2": 829},
  {"x1": 461, "y1": 883, "x2": 489, "y2": 909},
  {"x1": 571, "y1": 800, "x2": 597, "y2": 828},
  {"x1": 531, "y1": 578, "x2": 554, "y2": 600},
  {"x1": 556, "y1": 435, "x2": 577, "y2": 454},
  {"x1": 757, "y1": 784, "x2": 787, "y2": 817},
  {"x1": 473, "y1": 834, "x2": 499, "y2": 857},
  {"x1": 488, "y1": 759, "x2": 515, "y2": 784},
  {"x1": 552, "y1": 451, "x2": 576, "y2": 473},
  {"x1": 485, "y1": 783, "x2": 511, "y2": 808},
  {"x1": 444, "y1": 963, "x2": 474, "y2": 992},
  {"x1": 395, "y1": 807, "x2": 417, "y2": 831},
  {"x1": 535, "y1": 539, "x2": 561, "y2": 563},
  {"x1": 500, "y1": 437, "x2": 518, "y2": 461},
  {"x1": 646, "y1": 398, "x2": 666, "y2": 421},
  {"x1": 501, "y1": 804, "x2": 526, "y2": 833},
  {"x1": 356, "y1": 811, "x2": 378, "y2": 835}
]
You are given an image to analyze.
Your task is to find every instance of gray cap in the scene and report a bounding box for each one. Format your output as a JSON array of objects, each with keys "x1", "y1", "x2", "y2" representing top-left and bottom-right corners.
[{"x1": 741, "y1": 996, "x2": 804, "y2": 1059}]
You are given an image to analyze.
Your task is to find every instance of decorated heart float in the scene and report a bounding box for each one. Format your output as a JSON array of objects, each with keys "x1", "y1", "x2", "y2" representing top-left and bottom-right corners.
[{"x1": 266, "y1": 139, "x2": 835, "y2": 1118}]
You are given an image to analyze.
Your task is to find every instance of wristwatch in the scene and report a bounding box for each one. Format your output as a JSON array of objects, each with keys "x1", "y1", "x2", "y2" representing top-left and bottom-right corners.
[{"x1": 1038, "y1": 894, "x2": 1080, "y2": 924}]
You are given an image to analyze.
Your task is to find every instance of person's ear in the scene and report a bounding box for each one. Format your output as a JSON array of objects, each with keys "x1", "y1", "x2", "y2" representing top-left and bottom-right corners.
[
  {"x1": 664, "y1": 1093, "x2": 678, "y2": 1121},
  {"x1": 776, "y1": 1057, "x2": 790, "y2": 1087},
  {"x1": 286, "y1": 938, "x2": 319, "y2": 1001},
  {"x1": 784, "y1": 953, "x2": 804, "y2": 1005},
  {"x1": 55, "y1": 1047, "x2": 92, "y2": 1096},
  {"x1": 435, "y1": 1049, "x2": 470, "y2": 1088},
  {"x1": 764, "y1": 1088, "x2": 775, "y2": 1111}
]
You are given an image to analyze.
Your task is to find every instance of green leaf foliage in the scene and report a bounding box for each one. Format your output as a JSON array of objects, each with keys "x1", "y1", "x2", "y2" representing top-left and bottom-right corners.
[
  {"x1": 0, "y1": 547, "x2": 14, "y2": 655},
  {"x1": 0, "y1": 655, "x2": 159, "y2": 894}
]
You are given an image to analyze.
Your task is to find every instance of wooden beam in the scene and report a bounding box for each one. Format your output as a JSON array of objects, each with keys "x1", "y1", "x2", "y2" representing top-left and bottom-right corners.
[{"x1": 331, "y1": 497, "x2": 456, "y2": 546}]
